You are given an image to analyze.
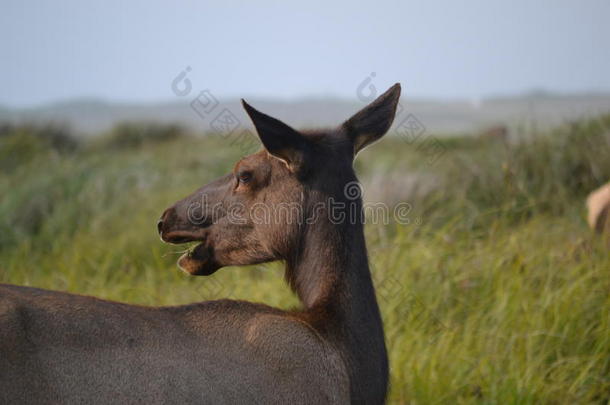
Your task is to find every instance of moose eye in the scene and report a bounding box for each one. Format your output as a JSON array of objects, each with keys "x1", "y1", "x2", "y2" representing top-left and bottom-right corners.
[{"x1": 237, "y1": 171, "x2": 252, "y2": 184}]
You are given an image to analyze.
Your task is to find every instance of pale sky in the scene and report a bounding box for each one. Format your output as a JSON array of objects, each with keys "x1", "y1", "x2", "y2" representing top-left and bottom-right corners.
[{"x1": 1, "y1": 0, "x2": 609, "y2": 107}]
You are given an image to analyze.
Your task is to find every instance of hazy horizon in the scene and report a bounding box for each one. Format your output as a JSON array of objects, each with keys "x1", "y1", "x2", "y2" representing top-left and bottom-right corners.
[
  {"x1": 2, "y1": 0, "x2": 610, "y2": 108},
  {"x1": 5, "y1": 87, "x2": 610, "y2": 111}
]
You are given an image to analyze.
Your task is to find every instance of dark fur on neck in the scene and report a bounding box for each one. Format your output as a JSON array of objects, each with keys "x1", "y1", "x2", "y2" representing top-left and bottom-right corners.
[{"x1": 287, "y1": 178, "x2": 389, "y2": 404}]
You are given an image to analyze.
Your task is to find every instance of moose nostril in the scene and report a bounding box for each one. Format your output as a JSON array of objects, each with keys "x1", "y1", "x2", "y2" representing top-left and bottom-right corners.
[{"x1": 157, "y1": 219, "x2": 164, "y2": 235}]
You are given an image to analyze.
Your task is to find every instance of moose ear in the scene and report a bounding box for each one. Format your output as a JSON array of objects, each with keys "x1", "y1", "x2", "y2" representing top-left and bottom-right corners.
[
  {"x1": 342, "y1": 83, "x2": 401, "y2": 155},
  {"x1": 242, "y1": 99, "x2": 308, "y2": 171}
]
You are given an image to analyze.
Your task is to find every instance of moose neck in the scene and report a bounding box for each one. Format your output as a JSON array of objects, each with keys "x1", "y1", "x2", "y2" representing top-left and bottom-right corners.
[{"x1": 286, "y1": 189, "x2": 389, "y2": 402}]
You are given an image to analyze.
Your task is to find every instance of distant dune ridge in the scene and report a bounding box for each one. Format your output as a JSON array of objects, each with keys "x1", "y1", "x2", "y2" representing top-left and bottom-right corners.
[{"x1": 1, "y1": 91, "x2": 610, "y2": 136}]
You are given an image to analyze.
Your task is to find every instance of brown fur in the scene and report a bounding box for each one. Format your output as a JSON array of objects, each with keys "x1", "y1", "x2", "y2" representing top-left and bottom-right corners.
[{"x1": 1, "y1": 84, "x2": 401, "y2": 404}]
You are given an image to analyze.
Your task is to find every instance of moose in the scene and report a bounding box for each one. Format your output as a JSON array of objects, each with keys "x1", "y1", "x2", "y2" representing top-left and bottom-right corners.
[{"x1": 0, "y1": 83, "x2": 402, "y2": 404}]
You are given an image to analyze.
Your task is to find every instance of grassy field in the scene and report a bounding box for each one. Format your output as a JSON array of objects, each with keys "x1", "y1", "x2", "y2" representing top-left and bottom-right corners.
[{"x1": 1, "y1": 117, "x2": 610, "y2": 404}]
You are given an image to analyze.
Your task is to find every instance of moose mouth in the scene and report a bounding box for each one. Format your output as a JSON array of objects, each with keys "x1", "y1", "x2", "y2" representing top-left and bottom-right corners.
[
  {"x1": 177, "y1": 242, "x2": 221, "y2": 276},
  {"x1": 162, "y1": 231, "x2": 220, "y2": 276}
]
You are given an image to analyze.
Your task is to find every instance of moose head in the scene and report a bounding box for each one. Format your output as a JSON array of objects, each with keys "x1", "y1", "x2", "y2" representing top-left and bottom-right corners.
[{"x1": 157, "y1": 84, "x2": 401, "y2": 276}]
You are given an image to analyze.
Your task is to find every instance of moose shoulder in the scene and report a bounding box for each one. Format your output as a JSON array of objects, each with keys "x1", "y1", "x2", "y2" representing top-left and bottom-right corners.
[{"x1": 1, "y1": 83, "x2": 402, "y2": 405}]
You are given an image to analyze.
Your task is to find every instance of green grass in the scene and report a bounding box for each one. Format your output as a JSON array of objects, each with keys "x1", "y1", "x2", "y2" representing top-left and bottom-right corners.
[{"x1": 1, "y1": 118, "x2": 609, "y2": 404}]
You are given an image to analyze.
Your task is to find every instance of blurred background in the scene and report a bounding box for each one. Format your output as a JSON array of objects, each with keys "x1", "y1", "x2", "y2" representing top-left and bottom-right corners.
[
  {"x1": 2, "y1": 0, "x2": 610, "y2": 134},
  {"x1": 1, "y1": 1, "x2": 610, "y2": 403}
]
